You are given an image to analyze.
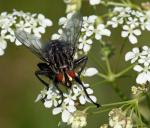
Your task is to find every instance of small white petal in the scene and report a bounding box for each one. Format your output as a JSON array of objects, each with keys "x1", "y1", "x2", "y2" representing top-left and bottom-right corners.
[
  {"x1": 123, "y1": 25, "x2": 129, "y2": 30},
  {"x1": 133, "y1": 29, "x2": 141, "y2": 36},
  {"x1": 62, "y1": 110, "x2": 71, "y2": 122},
  {"x1": 121, "y1": 31, "x2": 128, "y2": 37},
  {"x1": 89, "y1": 0, "x2": 101, "y2": 5},
  {"x1": 44, "y1": 101, "x2": 52, "y2": 108},
  {"x1": 84, "y1": 68, "x2": 98, "y2": 76},
  {"x1": 136, "y1": 72, "x2": 147, "y2": 84},
  {"x1": 86, "y1": 39, "x2": 93, "y2": 44},
  {"x1": 146, "y1": 72, "x2": 150, "y2": 82},
  {"x1": 143, "y1": 46, "x2": 148, "y2": 50},
  {"x1": 125, "y1": 52, "x2": 135, "y2": 61},
  {"x1": 83, "y1": 44, "x2": 91, "y2": 52},
  {"x1": 15, "y1": 39, "x2": 22, "y2": 46},
  {"x1": 101, "y1": 29, "x2": 111, "y2": 36},
  {"x1": 67, "y1": 105, "x2": 76, "y2": 113},
  {"x1": 133, "y1": 47, "x2": 139, "y2": 53},
  {"x1": 90, "y1": 96, "x2": 97, "y2": 102},
  {"x1": 95, "y1": 34, "x2": 102, "y2": 40},
  {"x1": 79, "y1": 96, "x2": 86, "y2": 104},
  {"x1": 59, "y1": 17, "x2": 67, "y2": 25},
  {"x1": 52, "y1": 107, "x2": 62, "y2": 115},
  {"x1": 86, "y1": 88, "x2": 93, "y2": 94},
  {"x1": 133, "y1": 65, "x2": 143, "y2": 72},
  {"x1": 129, "y1": 34, "x2": 137, "y2": 44}
]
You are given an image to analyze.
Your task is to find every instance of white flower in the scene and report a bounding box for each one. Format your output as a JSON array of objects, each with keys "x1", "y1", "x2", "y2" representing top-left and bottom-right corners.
[
  {"x1": 53, "y1": 103, "x2": 76, "y2": 122},
  {"x1": 67, "y1": 111, "x2": 87, "y2": 128},
  {"x1": 114, "y1": 7, "x2": 131, "y2": 19},
  {"x1": 51, "y1": 29, "x2": 63, "y2": 40},
  {"x1": 89, "y1": 0, "x2": 101, "y2": 5},
  {"x1": 59, "y1": 13, "x2": 73, "y2": 27},
  {"x1": 64, "y1": 92, "x2": 77, "y2": 106},
  {"x1": 126, "y1": 17, "x2": 139, "y2": 28},
  {"x1": 141, "y1": 45, "x2": 150, "y2": 55},
  {"x1": 133, "y1": 65, "x2": 150, "y2": 84},
  {"x1": 83, "y1": 67, "x2": 98, "y2": 77},
  {"x1": 125, "y1": 47, "x2": 141, "y2": 63},
  {"x1": 15, "y1": 21, "x2": 31, "y2": 33},
  {"x1": 138, "y1": 54, "x2": 150, "y2": 66},
  {"x1": 107, "y1": 16, "x2": 123, "y2": 28},
  {"x1": 81, "y1": 15, "x2": 97, "y2": 37},
  {"x1": 35, "y1": 88, "x2": 48, "y2": 102},
  {"x1": 83, "y1": 15, "x2": 97, "y2": 24},
  {"x1": 81, "y1": 24, "x2": 94, "y2": 37},
  {"x1": 28, "y1": 21, "x2": 45, "y2": 38},
  {"x1": 94, "y1": 24, "x2": 111, "y2": 40},
  {"x1": 139, "y1": 18, "x2": 150, "y2": 31},
  {"x1": 37, "y1": 14, "x2": 53, "y2": 27},
  {"x1": 121, "y1": 25, "x2": 141, "y2": 44},
  {"x1": 78, "y1": 36, "x2": 93, "y2": 53},
  {"x1": 44, "y1": 88, "x2": 60, "y2": 108},
  {"x1": 78, "y1": 84, "x2": 97, "y2": 105},
  {"x1": 0, "y1": 9, "x2": 53, "y2": 56},
  {"x1": 72, "y1": 84, "x2": 97, "y2": 105}
]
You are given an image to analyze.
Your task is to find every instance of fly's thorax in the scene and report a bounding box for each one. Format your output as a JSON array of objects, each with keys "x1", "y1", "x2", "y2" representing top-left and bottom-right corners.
[{"x1": 43, "y1": 40, "x2": 74, "y2": 73}]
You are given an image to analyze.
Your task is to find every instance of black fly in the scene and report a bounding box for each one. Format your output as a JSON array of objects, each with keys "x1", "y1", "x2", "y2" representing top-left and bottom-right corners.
[{"x1": 15, "y1": 13, "x2": 100, "y2": 108}]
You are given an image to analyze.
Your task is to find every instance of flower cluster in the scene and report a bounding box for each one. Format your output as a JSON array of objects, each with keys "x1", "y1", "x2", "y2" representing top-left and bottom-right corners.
[
  {"x1": 35, "y1": 83, "x2": 97, "y2": 124},
  {"x1": 67, "y1": 110, "x2": 87, "y2": 128},
  {"x1": 51, "y1": 13, "x2": 111, "y2": 54},
  {"x1": 63, "y1": 0, "x2": 82, "y2": 13},
  {"x1": 0, "y1": 9, "x2": 53, "y2": 55},
  {"x1": 109, "y1": 108, "x2": 133, "y2": 128},
  {"x1": 107, "y1": 6, "x2": 150, "y2": 44},
  {"x1": 101, "y1": 108, "x2": 133, "y2": 128},
  {"x1": 79, "y1": 15, "x2": 111, "y2": 53},
  {"x1": 131, "y1": 84, "x2": 149, "y2": 95},
  {"x1": 125, "y1": 45, "x2": 150, "y2": 84}
]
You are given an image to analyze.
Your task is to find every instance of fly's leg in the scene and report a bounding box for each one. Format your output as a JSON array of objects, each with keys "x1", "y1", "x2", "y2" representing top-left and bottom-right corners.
[
  {"x1": 73, "y1": 56, "x2": 88, "y2": 76},
  {"x1": 75, "y1": 76, "x2": 101, "y2": 108},
  {"x1": 37, "y1": 63, "x2": 49, "y2": 70},
  {"x1": 74, "y1": 56, "x2": 101, "y2": 107},
  {"x1": 35, "y1": 70, "x2": 49, "y2": 89}
]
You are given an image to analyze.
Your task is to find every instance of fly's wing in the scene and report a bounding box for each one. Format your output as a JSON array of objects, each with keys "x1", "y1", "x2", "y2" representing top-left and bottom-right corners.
[
  {"x1": 59, "y1": 13, "x2": 82, "y2": 50},
  {"x1": 15, "y1": 30, "x2": 47, "y2": 62}
]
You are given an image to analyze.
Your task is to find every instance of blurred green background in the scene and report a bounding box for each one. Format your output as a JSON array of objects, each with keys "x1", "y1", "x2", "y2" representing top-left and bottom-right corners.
[{"x1": 0, "y1": 0, "x2": 149, "y2": 128}]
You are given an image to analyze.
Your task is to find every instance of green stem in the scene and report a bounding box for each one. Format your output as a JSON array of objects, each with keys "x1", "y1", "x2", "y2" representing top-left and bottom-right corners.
[
  {"x1": 102, "y1": 99, "x2": 136, "y2": 108},
  {"x1": 101, "y1": 1, "x2": 141, "y2": 11},
  {"x1": 115, "y1": 64, "x2": 135, "y2": 78},
  {"x1": 101, "y1": 1, "x2": 128, "y2": 7},
  {"x1": 105, "y1": 57, "x2": 112, "y2": 75},
  {"x1": 145, "y1": 93, "x2": 150, "y2": 110},
  {"x1": 97, "y1": 72, "x2": 107, "y2": 79},
  {"x1": 135, "y1": 101, "x2": 143, "y2": 127}
]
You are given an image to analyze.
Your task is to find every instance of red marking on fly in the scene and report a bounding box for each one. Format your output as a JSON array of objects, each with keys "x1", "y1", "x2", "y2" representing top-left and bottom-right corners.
[
  {"x1": 56, "y1": 73, "x2": 64, "y2": 82},
  {"x1": 67, "y1": 70, "x2": 76, "y2": 78}
]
